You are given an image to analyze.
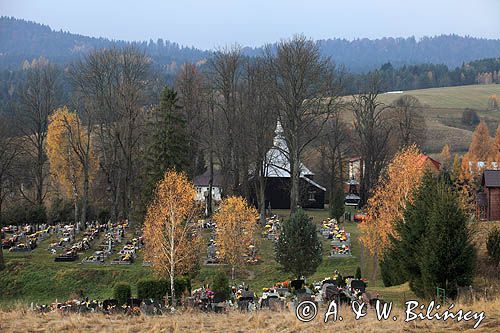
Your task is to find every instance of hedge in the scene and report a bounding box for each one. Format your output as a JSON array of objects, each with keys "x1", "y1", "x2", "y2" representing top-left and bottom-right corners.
[
  {"x1": 137, "y1": 277, "x2": 191, "y2": 301},
  {"x1": 114, "y1": 282, "x2": 131, "y2": 305}
]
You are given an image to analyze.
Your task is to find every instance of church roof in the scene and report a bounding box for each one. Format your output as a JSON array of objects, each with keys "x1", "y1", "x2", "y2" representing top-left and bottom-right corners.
[{"x1": 264, "y1": 121, "x2": 314, "y2": 178}]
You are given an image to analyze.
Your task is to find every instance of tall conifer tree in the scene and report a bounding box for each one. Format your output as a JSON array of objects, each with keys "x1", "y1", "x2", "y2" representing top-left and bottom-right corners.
[{"x1": 144, "y1": 86, "x2": 189, "y2": 207}]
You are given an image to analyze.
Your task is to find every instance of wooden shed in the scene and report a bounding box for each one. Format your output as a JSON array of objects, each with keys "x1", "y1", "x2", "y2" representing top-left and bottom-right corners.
[{"x1": 480, "y1": 170, "x2": 500, "y2": 221}]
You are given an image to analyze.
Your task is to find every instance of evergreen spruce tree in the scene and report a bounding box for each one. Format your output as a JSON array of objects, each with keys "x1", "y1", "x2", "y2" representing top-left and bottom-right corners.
[
  {"x1": 275, "y1": 209, "x2": 322, "y2": 279},
  {"x1": 380, "y1": 244, "x2": 406, "y2": 287},
  {"x1": 330, "y1": 182, "x2": 345, "y2": 221},
  {"x1": 419, "y1": 184, "x2": 476, "y2": 299},
  {"x1": 143, "y1": 86, "x2": 189, "y2": 208},
  {"x1": 393, "y1": 171, "x2": 438, "y2": 295},
  {"x1": 385, "y1": 170, "x2": 476, "y2": 299},
  {"x1": 0, "y1": 245, "x2": 4, "y2": 271}
]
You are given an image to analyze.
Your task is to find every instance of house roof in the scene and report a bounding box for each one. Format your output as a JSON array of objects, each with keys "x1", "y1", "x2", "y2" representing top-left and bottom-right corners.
[
  {"x1": 302, "y1": 175, "x2": 326, "y2": 191},
  {"x1": 193, "y1": 170, "x2": 224, "y2": 187},
  {"x1": 418, "y1": 155, "x2": 441, "y2": 170},
  {"x1": 482, "y1": 170, "x2": 500, "y2": 188}
]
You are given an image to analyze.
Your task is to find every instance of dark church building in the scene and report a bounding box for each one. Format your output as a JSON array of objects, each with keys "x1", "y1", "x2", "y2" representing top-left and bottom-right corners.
[
  {"x1": 253, "y1": 122, "x2": 326, "y2": 210},
  {"x1": 263, "y1": 176, "x2": 326, "y2": 210}
]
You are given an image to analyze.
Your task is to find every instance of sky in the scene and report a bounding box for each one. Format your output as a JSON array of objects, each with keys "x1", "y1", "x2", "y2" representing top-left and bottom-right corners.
[{"x1": 2, "y1": 0, "x2": 500, "y2": 50}]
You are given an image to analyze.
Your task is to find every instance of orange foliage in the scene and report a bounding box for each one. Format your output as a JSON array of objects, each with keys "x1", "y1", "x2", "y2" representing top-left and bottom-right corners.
[
  {"x1": 439, "y1": 144, "x2": 451, "y2": 169},
  {"x1": 213, "y1": 196, "x2": 258, "y2": 272},
  {"x1": 143, "y1": 171, "x2": 201, "y2": 301},
  {"x1": 494, "y1": 125, "x2": 500, "y2": 161},
  {"x1": 468, "y1": 121, "x2": 494, "y2": 162},
  {"x1": 359, "y1": 145, "x2": 428, "y2": 255}
]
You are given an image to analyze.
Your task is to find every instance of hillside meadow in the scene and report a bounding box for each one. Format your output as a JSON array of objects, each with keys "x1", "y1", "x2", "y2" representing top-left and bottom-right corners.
[{"x1": 343, "y1": 84, "x2": 500, "y2": 154}]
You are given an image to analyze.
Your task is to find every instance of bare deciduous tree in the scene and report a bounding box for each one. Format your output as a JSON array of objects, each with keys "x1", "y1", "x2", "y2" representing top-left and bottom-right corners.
[
  {"x1": 207, "y1": 46, "x2": 244, "y2": 196},
  {"x1": 0, "y1": 115, "x2": 19, "y2": 270},
  {"x1": 264, "y1": 35, "x2": 342, "y2": 214},
  {"x1": 241, "y1": 58, "x2": 277, "y2": 224},
  {"x1": 70, "y1": 46, "x2": 151, "y2": 222},
  {"x1": 16, "y1": 59, "x2": 60, "y2": 206},
  {"x1": 318, "y1": 106, "x2": 350, "y2": 211},
  {"x1": 351, "y1": 74, "x2": 393, "y2": 206},
  {"x1": 390, "y1": 95, "x2": 426, "y2": 147},
  {"x1": 175, "y1": 63, "x2": 206, "y2": 179}
]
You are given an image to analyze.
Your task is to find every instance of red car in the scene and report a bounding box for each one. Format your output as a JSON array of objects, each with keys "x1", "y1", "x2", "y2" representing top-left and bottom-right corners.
[{"x1": 353, "y1": 213, "x2": 366, "y2": 223}]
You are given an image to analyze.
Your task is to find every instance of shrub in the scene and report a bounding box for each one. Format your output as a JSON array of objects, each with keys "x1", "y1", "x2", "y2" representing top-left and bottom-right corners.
[
  {"x1": 486, "y1": 228, "x2": 500, "y2": 267},
  {"x1": 48, "y1": 198, "x2": 73, "y2": 224},
  {"x1": 114, "y1": 282, "x2": 131, "y2": 305},
  {"x1": 137, "y1": 278, "x2": 191, "y2": 301},
  {"x1": 355, "y1": 266, "x2": 362, "y2": 279},
  {"x1": 461, "y1": 108, "x2": 480, "y2": 126},
  {"x1": 97, "y1": 209, "x2": 110, "y2": 223},
  {"x1": 2, "y1": 203, "x2": 47, "y2": 225},
  {"x1": 211, "y1": 270, "x2": 230, "y2": 300}
]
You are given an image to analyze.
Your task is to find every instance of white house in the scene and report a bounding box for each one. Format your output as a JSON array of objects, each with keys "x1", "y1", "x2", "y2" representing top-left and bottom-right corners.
[{"x1": 193, "y1": 170, "x2": 223, "y2": 202}]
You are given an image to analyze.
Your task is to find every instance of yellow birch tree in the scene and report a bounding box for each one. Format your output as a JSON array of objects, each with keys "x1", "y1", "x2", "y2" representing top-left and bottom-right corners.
[
  {"x1": 143, "y1": 171, "x2": 201, "y2": 306},
  {"x1": 213, "y1": 196, "x2": 258, "y2": 280},
  {"x1": 46, "y1": 106, "x2": 94, "y2": 224},
  {"x1": 359, "y1": 145, "x2": 431, "y2": 256},
  {"x1": 46, "y1": 107, "x2": 83, "y2": 223}
]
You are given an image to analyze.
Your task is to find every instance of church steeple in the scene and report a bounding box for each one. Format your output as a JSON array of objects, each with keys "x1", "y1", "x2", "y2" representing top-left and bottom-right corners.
[{"x1": 273, "y1": 120, "x2": 287, "y2": 151}]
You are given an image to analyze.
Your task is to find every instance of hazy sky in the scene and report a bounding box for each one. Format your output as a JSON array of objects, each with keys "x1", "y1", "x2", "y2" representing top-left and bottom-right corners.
[{"x1": 2, "y1": 0, "x2": 500, "y2": 49}]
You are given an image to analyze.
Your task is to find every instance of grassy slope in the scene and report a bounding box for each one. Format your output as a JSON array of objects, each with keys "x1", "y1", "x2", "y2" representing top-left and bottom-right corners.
[
  {"x1": 378, "y1": 84, "x2": 500, "y2": 109},
  {"x1": 345, "y1": 84, "x2": 500, "y2": 154},
  {"x1": 387, "y1": 84, "x2": 500, "y2": 154},
  {"x1": 1, "y1": 208, "x2": 414, "y2": 307}
]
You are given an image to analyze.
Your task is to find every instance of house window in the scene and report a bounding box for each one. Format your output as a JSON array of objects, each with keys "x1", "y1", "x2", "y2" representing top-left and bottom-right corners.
[{"x1": 308, "y1": 191, "x2": 316, "y2": 201}]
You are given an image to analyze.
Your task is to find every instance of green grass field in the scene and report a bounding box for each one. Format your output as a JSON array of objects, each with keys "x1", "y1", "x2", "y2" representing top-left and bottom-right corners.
[
  {"x1": 344, "y1": 84, "x2": 500, "y2": 154},
  {"x1": 378, "y1": 84, "x2": 500, "y2": 110}
]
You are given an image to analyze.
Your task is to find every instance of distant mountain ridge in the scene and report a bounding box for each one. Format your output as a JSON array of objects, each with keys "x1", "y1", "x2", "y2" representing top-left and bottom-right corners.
[{"x1": 1, "y1": 16, "x2": 500, "y2": 73}]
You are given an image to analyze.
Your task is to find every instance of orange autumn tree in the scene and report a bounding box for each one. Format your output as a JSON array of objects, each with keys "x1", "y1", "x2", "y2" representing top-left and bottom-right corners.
[
  {"x1": 143, "y1": 171, "x2": 201, "y2": 306},
  {"x1": 359, "y1": 145, "x2": 430, "y2": 258},
  {"x1": 468, "y1": 121, "x2": 494, "y2": 162},
  {"x1": 494, "y1": 125, "x2": 500, "y2": 161},
  {"x1": 46, "y1": 106, "x2": 94, "y2": 224},
  {"x1": 213, "y1": 196, "x2": 258, "y2": 280},
  {"x1": 456, "y1": 154, "x2": 479, "y2": 217},
  {"x1": 439, "y1": 144, "x2": 451, "y2": 170}
]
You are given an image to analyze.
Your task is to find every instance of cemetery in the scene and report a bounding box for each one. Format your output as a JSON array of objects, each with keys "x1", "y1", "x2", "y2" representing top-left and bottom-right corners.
[{"x1": 1, "y1": 9, "x2": 499, "y2": 331}]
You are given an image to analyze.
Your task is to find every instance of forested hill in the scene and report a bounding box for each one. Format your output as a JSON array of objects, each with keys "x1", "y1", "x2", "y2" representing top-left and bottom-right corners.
[
  {"x1": 0, "y1": 17, "x2": 210, "y2": 71},
  {"x1": 2, "y1": 16, "x2": 500, "y2": 73}
]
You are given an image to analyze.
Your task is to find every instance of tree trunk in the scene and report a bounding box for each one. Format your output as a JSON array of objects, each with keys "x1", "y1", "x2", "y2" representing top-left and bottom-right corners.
[
  {"x1": 81, "y1": 166, "x2": 89, "y2": 225},
  {"x1": 258, "y1": 171, "x2": 266, "y2": 225},
  {"x1": 0, "y1": 199, "x2": 4, "y2": 270},
  {"x1": 290, "y1": 151, "x2": 300, "y2": 215},
  {"x1": 170, "y1": 226, "x2": 176, "y2": 307},
  {"x1": 74, "y1": 200, "x2": 78, "y2": 225},
  {"x1": 36, "y1": 144, "x2": 44, "y2": 206},
  {"x1": 208, "y1": 148, "x2": 214, "y2": 217},
  {"x1": 170, "y1": 271, "x2": 175, "y2": 308},
  {"x1": 371, "y1": 251, "x2": 379, "y2": 281}
]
